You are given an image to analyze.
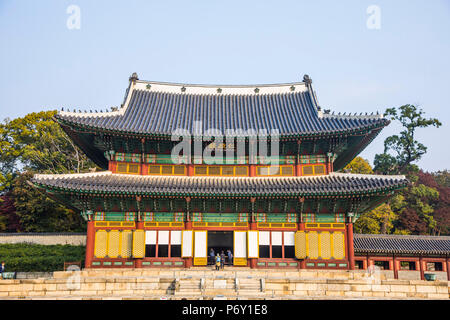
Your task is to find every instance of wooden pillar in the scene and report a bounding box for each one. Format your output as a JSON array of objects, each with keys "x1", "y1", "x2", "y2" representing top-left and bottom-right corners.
[
  {"x1": 184, "y1": 197, "x2": 193, "y2": 268},
  {"x1": 392, "y1": 256, "x2": 398, "y2": 279},
  {"x1": 295, "y1": 164, "x2": 302, "y2": 176},
  {"x1": 249, "y1": 197, "x2": 257, "y2": 269},
  {"x1": 188, "y1": 164, "x2": 194, "y2": 176},
  {"x1": 362, "y1": 258, "x2": 368, "y2": 270},
  {"x1": 85, "y1": 219, "x2": 95, "y2": 269},
  {"x1": 346, "y1": 223, "x2": 355, "y2": 270},
  {"x1": 419, "y1": 256, "x2": 425, "y2": 280},
  {"x1": 447, "y1": 259, "x2": 450, "y2": 281},
  {"x1": 249, "y1": 165, "x2": 256, "y2": 177}
]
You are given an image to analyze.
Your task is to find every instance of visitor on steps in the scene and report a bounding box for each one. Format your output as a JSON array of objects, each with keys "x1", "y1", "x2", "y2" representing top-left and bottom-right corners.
[
  {"x1": 227, "y1": 249, "x2": 233, "y2": 265},
  {"x1": 215, "y1": 254, "x2": 221, "y2": 270},
  {"x1": 209, "y1": 248, "x2": 215, "y2": 265},
  {"x1": 220, "y1": 251, "x2": 225, "y2": 270}
]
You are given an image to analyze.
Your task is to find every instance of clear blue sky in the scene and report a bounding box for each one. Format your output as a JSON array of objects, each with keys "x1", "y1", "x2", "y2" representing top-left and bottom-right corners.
[{"x1": 0, "y1": 0, "x2": 449, "y2": 171}]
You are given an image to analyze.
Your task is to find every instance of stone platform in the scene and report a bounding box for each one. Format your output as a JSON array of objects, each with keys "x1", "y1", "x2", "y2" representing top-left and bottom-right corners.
[{"x1": 0, "y1": 268, "x2": 448, "y2": 300}]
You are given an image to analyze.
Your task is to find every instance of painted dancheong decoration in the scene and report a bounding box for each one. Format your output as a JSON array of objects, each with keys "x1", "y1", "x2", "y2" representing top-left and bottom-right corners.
[{"x1": 32, "y1": 73, "x2": 411, "y2": 270}]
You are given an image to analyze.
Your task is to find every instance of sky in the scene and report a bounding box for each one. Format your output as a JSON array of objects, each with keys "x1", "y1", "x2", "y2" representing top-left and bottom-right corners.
[{"x1": 0, "y1": 0, "x2": 449, "y2": 171}]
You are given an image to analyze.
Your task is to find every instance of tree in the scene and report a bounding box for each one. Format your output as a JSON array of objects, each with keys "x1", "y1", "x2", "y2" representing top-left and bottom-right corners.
[
  {"x1": 4, "y1": 111, "x2": 94, "y2": 175},
  {"x1": 0, "y1": 111, "x2": 95, "y2": 231},
  {"x1": 374, "y1": 104, "x2": 441, "y2": 174},
  {"x1": 354, "y1": 203, "x2": 399, "y2": 234},
  {"x1": 11, "y1": 172, "x2": 85, "y2": 232},
  {"x1": 342, "y1": 156, "x2": 373, "y2": 174},
  {"x1": 0, "y1": 193, "x2": 21, "y2": 232}
]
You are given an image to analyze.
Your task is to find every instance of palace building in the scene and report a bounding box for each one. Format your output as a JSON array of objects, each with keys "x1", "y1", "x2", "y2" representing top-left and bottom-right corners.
[{"x1": 32, "y1": 73, "x2": 412, "y2": 271}]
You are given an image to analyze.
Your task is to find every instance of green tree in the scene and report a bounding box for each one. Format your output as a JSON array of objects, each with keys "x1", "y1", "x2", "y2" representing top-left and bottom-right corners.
[
  {"x1": 354, "y1": 203, "x2": 401, "y2": 234},
  {"x1": 11, "y1": 172, "x2": 85, "y2": 232},
  {"x1": 4, "y1": 111, "x2": 94, "y2": 174},
  {"x1": 0, "y1": 111, "x2": 95, "y2": 231},
  {"x1": 374, "y1": 104, "x2": 441, "y2": 174},
  {"x1": 342, "y1": 156, "x2": 374, "y2": 174}
]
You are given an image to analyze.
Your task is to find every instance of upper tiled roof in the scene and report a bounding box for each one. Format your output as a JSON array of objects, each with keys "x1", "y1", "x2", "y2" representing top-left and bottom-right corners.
[
  {"x1": 55, "y1": 75, "x2": 388, "y2": 137},
  {"x1": 354, "y1": 234, "x2": 450, "y2": 255},
  {"x1": 31, "y1": 171, "x2": 408, "y2": 197}
]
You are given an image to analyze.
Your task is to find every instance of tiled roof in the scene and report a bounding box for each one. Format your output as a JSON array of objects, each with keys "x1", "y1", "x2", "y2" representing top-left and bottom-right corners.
[
  {"x1": 31, "y1": 172, "x2": 408, "y2": 197},
  {"x1": 354, "y1": 234, "x2": 450, "y2": 255},
  {"x1": 55, "y1": 77, "x2": 388, "y2": 137}
]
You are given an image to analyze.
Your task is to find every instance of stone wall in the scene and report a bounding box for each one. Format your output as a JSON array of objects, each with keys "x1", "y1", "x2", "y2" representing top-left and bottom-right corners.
[
  {"x1": 0, "y1": 233, "x2": 86, "y2": 246},
  {"x1": 0, "y1": 268, "x2": 447, "y2": 300}
]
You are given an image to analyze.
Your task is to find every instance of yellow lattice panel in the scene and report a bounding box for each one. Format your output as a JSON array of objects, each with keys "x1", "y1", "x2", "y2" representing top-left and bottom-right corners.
[
  {"x1": 132, "y1": 230, "x2": 146, "y2": 258},
  {"x1": 193, "y1": 258, "x2": 207, "y2": 266},
  {"x1": 107, "y1": 230, "x2": 120, "y2": 258},
  {"x1": 120, "y1": 230, "x2": 132, "y2": 258},
  {"x1": 332, "y1": 232, "x2": 346, "y2": 259},
  {"x1": 319, "y1": 231, "x2": 331, "y2": 259},
  {"x1": 94, "y1": 230, "x2": 108, "y2": 258},
  {"x1": 295, "y1": 231, "x2": 307, "y2": 259},
  {"x1": 307, "y1": 231, "x2": 319, "y2": 259},
  {"x1": 233, "y1": 258, "x2": 247, "y2": 266}
]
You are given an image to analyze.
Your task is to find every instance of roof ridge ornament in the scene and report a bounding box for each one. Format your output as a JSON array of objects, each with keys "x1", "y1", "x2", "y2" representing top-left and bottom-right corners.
[
  {"x1": 129, "y1": 72, "x2": 139, "y2": 84},
  {"x1": 303, "y1": 74, "x2": 312, "y2": 85}
]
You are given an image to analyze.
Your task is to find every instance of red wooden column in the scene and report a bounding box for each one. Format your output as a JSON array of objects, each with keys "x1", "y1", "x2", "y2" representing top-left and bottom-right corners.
[
  {"x1": 249, "y1": 165, "x2": 256, "y2": 177},
  {"x1": 346, "y1": 222, "x2": 355, "y2": 270},
  {"x1": 187, "y1": 164, "x2": 194, "y2": 176},
  {"x1": 296, "y1": 139, "x2": 302, "y2": 176},
  {"x1": 184, "y1": 197, "x2": 193, "y2": 268},
  {"x1": 85, "y1": 218, "x2": 95, "y2": 269},
  {"x1": 392, "y1": 257, "x2": 398, "y2": 279},
  {"x1": 298, "y1": 199, "x2": 306, "y2": 269},
  {"x1": 249, "y1": 197, "x2": 257, "y2": 269},
  {"x1": 447, "y1": 259, "x2": 450, "y2": 281},
  {"x1": 419, "y1": 256, "x2": 425, "y2": 280}
]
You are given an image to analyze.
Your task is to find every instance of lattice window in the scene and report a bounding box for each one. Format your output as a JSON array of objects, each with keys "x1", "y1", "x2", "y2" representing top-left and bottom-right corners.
[
  {"x1": 238, "y1": 213, "x2": 248, "y2": 222},
  {"x1": 115, "y1": 152, "x2": 125, "y2": 161},
  {"x1": 174, "y1": 212, "x2": 184, "y2": 222},
  {"x1": 142, "y1": 212, "x2": 154, "y2": 222},
  {"x1": 94, "y1": 212, "x2": 105, "y2": 221},
  {"x1": 302, "y1": 213, "x2": 315, "y2": 222},
  {"x1": 287, "y1": 213, "x2": 297, "y2": 223},
  {"x1": 335, "y1": 213, "x2": 345, "y2": 222},
  {"x1": 256, "y1": 213, "x2": 267, "y2": 222},
  {"x1": 192, "y1": 212, "x2": 202, "y2": 222},
  {"x1": 124, "y1": 212, "x2": 136, "y2": 222}
]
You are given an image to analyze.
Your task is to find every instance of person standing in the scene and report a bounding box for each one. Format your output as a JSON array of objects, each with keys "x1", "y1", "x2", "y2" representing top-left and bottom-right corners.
[
  {"x1": 220, "y1": 250, "x2": 226, "y2": 270},
  {"x1": 227, "y1": 249, "x2": 233, "y2": 265},
  {"x1": 0, "y1": 262, "x2": 5, "y2": 279},
  {"x1": 209, "y1": 248, "x2": 215, "y2": 265},
  {"x1": 215, "y1": 254, "x2": 221, "y2": 271}
]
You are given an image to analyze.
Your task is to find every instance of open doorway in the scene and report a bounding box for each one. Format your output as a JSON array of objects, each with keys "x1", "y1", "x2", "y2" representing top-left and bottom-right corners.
[{"x1": 207, "y1": 231, "x2": 233, "y2": 265}]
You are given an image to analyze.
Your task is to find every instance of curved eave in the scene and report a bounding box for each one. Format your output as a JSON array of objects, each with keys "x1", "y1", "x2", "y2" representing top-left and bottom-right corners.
[
  {"x1": 354, "y1": 248, "x2": 450, "y2": 255},
  {"x1": 31, "y1": 176, "x2": 409, "y2": 199},
  {"x1": 55, "y1": 115, "x2": 390, "y2": 171}
]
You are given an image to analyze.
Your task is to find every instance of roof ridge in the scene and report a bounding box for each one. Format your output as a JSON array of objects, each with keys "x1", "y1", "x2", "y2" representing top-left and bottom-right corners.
[
  {"x1": 330, "y1": 172, "x2": 406, "y2": 180},
  {"x1": 354, "y1": 233, "x2": 450, "y2": 240}
]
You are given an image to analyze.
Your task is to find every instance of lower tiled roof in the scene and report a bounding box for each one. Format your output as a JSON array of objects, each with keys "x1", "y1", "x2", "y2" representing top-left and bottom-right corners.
[
  {"x1": 31, "y1": 171, "x2": 408, "y2": 197},
  {"x1": 354, "y1": 234, "x2": 450, "y2": 255}
]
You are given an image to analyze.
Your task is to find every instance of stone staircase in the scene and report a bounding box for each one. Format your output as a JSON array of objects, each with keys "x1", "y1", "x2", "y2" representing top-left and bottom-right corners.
[{"x1": 0, "y1": 268, "x2": 448, "y2": 300}]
